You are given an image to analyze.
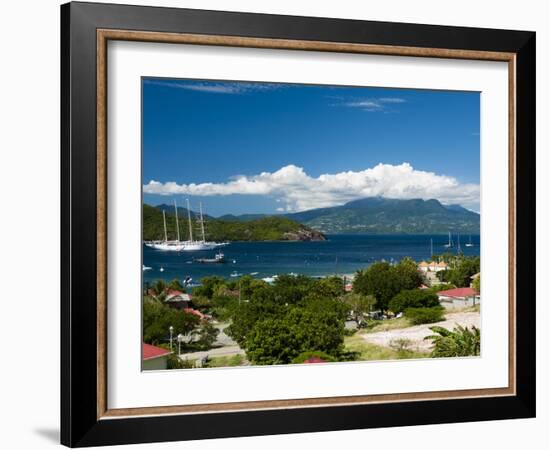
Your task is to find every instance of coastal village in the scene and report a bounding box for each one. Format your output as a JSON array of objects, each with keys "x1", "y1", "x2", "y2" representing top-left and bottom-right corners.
[{"x1": 143, "y1": 254, "x2": 481, "y2": 370}]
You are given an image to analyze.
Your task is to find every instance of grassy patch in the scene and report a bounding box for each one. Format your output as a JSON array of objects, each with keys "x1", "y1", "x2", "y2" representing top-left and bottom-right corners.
[
  {"x1": 365, "y1": 317, "x2": 413, "y2": 333},
  {"x1": 344, "y1": 333, "x2": 428, "y2": 361},
  {"x1": 203, "y1": 353, "x2": 247, "y2": 368}
]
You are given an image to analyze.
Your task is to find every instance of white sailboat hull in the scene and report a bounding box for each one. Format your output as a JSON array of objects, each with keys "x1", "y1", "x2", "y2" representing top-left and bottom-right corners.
[
  {"x1": 145, "y1": 241, "x2": 187, "y2": 251},
  {"x1": 181, "y1": 241, "x2": 228, "y2": 251}
]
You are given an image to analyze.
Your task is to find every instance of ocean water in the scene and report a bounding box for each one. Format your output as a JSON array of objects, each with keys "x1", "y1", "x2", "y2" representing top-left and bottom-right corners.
[{"x1": 142, "y1": 234, "x2": 480, "y2": 284}]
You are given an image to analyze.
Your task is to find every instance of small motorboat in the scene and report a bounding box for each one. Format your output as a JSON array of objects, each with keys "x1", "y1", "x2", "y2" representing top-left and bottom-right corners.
[{"x1": 195, "y1": 252, "x2": 226, "y2": 264}]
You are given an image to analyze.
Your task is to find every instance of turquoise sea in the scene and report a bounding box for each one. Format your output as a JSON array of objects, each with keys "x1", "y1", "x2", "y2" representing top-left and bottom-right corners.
[{"x1": 142, "y1": 234, "x2": 480, "y2": 285}]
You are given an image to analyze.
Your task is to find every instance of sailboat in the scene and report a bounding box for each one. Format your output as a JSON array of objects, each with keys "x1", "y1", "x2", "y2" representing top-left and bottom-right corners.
[
  {"x1": 144, "y1": 200, "x2": 186, "y2": 251},
  {"x1": 181, "y1": 200, "x2": 228, "y2": 251},
  {"x1": 465, "y1": 234, "x2": 474, "y2": 247},
  {"x1": 443, "y1": 231, "x2": 453, "y2": 248},
  {"x1": 457, "y1": 234, "x2": 462, "y2": 253}
]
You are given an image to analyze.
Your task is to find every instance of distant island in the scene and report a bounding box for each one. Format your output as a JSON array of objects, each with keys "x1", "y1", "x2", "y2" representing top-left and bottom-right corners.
[
  {"x1": 216, "y1": 197, "x2": 480, "y2": 235},
  {"x1": 143, "y1": 204, "x2": 326, "y2": 242}
]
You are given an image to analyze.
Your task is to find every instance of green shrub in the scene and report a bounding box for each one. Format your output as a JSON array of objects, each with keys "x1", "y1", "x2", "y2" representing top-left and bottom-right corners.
[
  {"x1": 166, "y1": 354, "x2": 194, "y2": 369},
  {"x1": 404, "y1": 306, "x2": 445, "y2": 325},
  {"x1": 389, "y1": 289, "x2": 440, "y2": 313}
]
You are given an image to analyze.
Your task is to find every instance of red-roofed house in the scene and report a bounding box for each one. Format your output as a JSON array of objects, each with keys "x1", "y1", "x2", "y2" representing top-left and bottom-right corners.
[
  {"x1": 165, "y1": 290, "x2": 192, "y2": 310},
  {"x1": 418, "y1": 261, "x2": 449, "y2": 272},
  {"x1": 437, "y1": 287, "x2": 480, "y2": 309},
  {"x1": 142, "y1": 343, "x2": 171, "y2": 370}
]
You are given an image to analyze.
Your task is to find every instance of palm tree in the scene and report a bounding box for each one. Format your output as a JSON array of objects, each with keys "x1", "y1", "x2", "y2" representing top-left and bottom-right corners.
[
  {"x1": 425, "y1": 325, "x2": 480, "y2": 357},
  {"x1": 148, "y1": 279, "x2": 168, "y2": 302},
  {"x1": 167, "y1": 279, "x2": 184, "y2": 292}
]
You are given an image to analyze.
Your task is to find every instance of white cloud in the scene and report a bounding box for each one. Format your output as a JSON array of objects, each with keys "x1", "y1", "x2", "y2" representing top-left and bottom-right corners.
[
  {"x1": 340, "y1": 97, "x2": 407, "y2": 112},
  {"x1": 143, "y1": 79, "x2": 280, "y2": 95},
  {"x1": 143, "y1": 163, "x2": 480, "y2": 212}
]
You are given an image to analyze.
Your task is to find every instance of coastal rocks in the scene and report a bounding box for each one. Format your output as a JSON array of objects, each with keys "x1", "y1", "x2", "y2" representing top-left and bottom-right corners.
[{"x1": 282, "y1": 228, "x2": 326, "y2": 241}]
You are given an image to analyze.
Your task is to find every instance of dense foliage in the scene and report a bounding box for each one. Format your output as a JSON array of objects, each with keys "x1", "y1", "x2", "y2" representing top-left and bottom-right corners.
[
  {"x1": 142, "y1": 276, "x2": 221, "y2": 352},
  {"x1": 245, "y1": 307, "x2": 345, "y2": 365},
  {"x1": 341, "y1": 293, "x2": 376, "y2": 327},
  {"x1": 142, "y1": 299, "x2": 199, "y2": 345},
  {"x1": 426, "y1": 325, "x2": 481, "y2": 357},
  {"x1": 404, "y1": 306, "x2": 445, "y2": 325},
  {"x1": 353, "y1": 258, "x2": 423, "y2": 311},
  {"x1": 143, "y1": 204, "x2": 325, "y2": 241},
  {"x1": 389, "y1": 289, "x2": 440, "y2": 313},
  {"x1": 213, "y1": 275, "x2": 350, "y2": 365},
  {"x1": 435, "y1": 255, "x2": 480, "y2": 287},
  {"x1": 472, "y1": 274, "x2": 480, "y2": 293}
]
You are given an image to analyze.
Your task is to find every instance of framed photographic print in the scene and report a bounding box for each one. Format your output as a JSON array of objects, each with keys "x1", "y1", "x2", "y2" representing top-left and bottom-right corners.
[{"x1": 61, "y1": 1, "x2": 536, "y2": 447}]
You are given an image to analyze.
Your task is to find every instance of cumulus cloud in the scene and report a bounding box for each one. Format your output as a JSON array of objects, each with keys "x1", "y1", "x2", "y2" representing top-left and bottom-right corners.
[{"x1": 143, "y1": 163, "x2": 480, "y2": 212}]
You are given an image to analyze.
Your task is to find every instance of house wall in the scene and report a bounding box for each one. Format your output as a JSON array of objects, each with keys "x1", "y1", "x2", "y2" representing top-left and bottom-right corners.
[
  {"x1": 439, "y1": 296, "x2": 480, "y2": 309},
  {"x1": 143, "y1": 356, "x2": 169, "y2": 370}
]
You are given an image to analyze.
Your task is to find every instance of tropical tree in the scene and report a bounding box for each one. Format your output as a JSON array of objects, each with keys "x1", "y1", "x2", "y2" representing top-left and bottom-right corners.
[
  {"x1": 148, "y1": 279, "x2": 168, "y2": 300},
  {"x1": 167, "y1": 279, "x2": 184, "y2": 292},
  {"x1": 353, "y1": 260, "x2": 422, "y2": 312},
  {"x1": 425, "y1": 325, "x2": 481, "y2": 357},
  {"x1": 192, "y1": 276, "x2": 226, "y2": 299},
  {"x1": 472, "y1": 274, "x2": 480, "y2": 293},
  {"x1": 142, "y1": 301, "x2": 199, "y2": 345},
  {"x1": 194, "y1": 322, "x2": 220, "y2": 350},
  {"x1": 353, "y1": 262, "x2": 398, "y2": 312},
  {"x1": 438, "y1": 256, "x2": 480, "y2": 287},
  {"x1": 388, "y1": 289, "x2": 440, "y2": 313},
  {"x1": 394, "y1": 257, "x2": 424, "y2": 290},
  {"x1": 341, "y1": 293, "x2": 376, "y2": 327},
  {"x1": 245, "y1": 307, "x2": 345, "y2": 365}
]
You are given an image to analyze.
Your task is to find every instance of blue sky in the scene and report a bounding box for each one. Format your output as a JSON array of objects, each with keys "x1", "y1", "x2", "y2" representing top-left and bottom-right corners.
[{"x1": 142, "y1": 78, "x2": 480, "y2": 216}]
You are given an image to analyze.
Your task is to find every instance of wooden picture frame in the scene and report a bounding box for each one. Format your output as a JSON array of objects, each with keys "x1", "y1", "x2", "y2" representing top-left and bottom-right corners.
[{"x1": 61, "y1": 2, "x2": 535, "y2": 447}]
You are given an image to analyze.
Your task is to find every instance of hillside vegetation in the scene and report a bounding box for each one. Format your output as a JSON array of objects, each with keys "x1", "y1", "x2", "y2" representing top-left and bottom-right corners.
[{"x1": 142, "y1": 204, "x2": 325, "y2": 242}]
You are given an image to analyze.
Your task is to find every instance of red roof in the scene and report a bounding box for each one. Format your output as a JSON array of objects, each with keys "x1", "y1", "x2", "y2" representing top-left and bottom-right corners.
[
  {"x1": 304, "y1": 357, "x2": 327, "y2": 364},
  {"x1": 167, "y1": 289, "x2": 185, "y2": 296},
  {"x1": 437, "y1": 287, "x2": 477, "y2": 298},
  {"x1": 142, "y1": 343, "x2": 171, "y2": 360},
  {"x1": 183, "y1": 307, "x2": 206, "y2": 319}
]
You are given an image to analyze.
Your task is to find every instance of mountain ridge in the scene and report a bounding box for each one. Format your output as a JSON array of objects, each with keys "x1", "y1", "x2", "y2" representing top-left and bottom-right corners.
[
  {"x1": 188, "y1": 197, "x2": 479, "y2": 234},
  {"x1": 285, "y1": 197, "x2": 479, "y2": 234}
]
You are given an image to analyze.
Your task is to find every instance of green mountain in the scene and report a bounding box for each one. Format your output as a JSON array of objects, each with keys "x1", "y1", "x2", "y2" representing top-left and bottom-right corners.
[
  {"x1": 143, "y1": 204, "x2": 326, "y2": 242},
  {"x1": 286, "y1": 197, "x2": 480, "y2": 234}
]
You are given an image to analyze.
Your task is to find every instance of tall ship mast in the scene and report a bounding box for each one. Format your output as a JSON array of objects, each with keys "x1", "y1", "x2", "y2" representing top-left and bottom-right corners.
[
  {"x1": 144, "y1": 201, "x2": 186, "y2": 251},
  {"x1": 199, "y1": 202, "x2": 206, "y2": 242},
  {"x1": 181, "y1": 200, "x2": 228, "y2": 251},
  {"x1": 443, "y1": 231, "x2": 453, "y2": 248},
  {"x1": 186, "y1": 198, "x2": 194, "y2": 242}
]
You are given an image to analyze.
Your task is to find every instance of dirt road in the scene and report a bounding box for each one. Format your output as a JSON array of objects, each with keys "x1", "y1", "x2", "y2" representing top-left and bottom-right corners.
[{"x1": 362, "y1": 312, "x2": 480, "y2": 352}]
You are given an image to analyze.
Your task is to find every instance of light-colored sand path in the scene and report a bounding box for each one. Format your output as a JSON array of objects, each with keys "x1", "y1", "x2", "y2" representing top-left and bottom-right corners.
[
  {"x1": 179, "y1": 345, "x2": 245, "y2": 362},
  {"x1": 178, "y1": 322, "x2": 244, "y2": 361},
  {"x1": 362, "y1": 312, "x2": 480, "y2": 352}
]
